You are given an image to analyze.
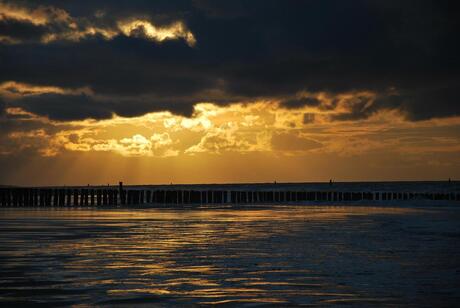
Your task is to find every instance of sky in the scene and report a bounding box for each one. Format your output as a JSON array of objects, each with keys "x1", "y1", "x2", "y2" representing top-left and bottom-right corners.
[{"x1": 0, "y1": 0, "x2": 459, "y2": 186}]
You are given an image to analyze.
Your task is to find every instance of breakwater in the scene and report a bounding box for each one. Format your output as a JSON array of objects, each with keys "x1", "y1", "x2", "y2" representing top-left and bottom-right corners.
[{"x1": 0, "y1": 181, "x2": 459, "y2": 207}]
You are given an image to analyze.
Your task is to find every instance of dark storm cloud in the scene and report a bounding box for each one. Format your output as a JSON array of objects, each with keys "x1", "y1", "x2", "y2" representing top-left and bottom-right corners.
[
  {"x1": 0, "y1": 37, "x2": 214, "y2": 95},
  {"x1": 0, "y1": 17, "x2": 48, "y2": 42},
  {"x1": 11, "y1": 93, "x2": 198, "y2": 121},
  {"x1": 13, "y1": 94, "x2": 113, "y2": 121},
  {"x1": 282, "y1": 97, "x2": 322, "y2": 109},
  {"x1": 330, "y1": 96, "x2": 376, "y2": 121},
  {"x1": 0, "y1": 0, "x2": 459, "y2": 121},
  {"x1": 0, "y1": 97, "x2": 5, "y2": 117},
  {"x1": 375, "y1": 87, "x2": 460, "y2": 121}
]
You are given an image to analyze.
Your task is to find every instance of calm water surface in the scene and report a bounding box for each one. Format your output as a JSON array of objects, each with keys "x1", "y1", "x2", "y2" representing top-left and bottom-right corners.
[{"x1": 0, "y1": 206, "x2": 459, "y2": 306}]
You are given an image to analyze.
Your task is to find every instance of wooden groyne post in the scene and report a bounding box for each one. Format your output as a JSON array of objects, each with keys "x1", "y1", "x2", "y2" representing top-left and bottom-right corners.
[{"x1": 0, "y1": 184, "x2": 459, "y2": 207}]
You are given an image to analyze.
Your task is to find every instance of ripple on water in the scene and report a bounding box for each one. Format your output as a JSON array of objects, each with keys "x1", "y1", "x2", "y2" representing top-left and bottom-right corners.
[{"x1": 0, "y1": 206, "x2": 459, "y2": 306}]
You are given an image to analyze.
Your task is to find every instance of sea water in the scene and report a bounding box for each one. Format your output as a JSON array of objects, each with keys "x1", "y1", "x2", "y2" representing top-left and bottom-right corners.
[{"x1": 0, "y1": 206, "x2": 459, "y2": 306}]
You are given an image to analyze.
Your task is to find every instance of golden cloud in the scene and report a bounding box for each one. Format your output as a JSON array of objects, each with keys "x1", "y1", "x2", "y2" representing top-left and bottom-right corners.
[
  {"x1": 0, "y1": 81, "x2": 92, "y2": 98},
  {"x1": 0, "y1": 2, "x2": 72, "y2": 26},
  {"x1": 0, "y1": 3, "x2": 196, "y2": 46},
  {"x1": 2, "y1": 86, "x2": 460, "y2": 161},
  {"x1": 118, "y1": 19, "x2": 196, "y2": 47}
]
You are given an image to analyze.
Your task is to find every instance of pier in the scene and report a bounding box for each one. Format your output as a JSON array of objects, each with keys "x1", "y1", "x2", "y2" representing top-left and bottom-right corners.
[{"x1": 0, "y1": 182, "x2": 459, "y2": 207}]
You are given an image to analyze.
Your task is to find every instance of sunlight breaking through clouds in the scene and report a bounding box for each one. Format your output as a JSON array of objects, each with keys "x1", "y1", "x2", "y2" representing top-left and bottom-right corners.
[
  {"x1": 1, "y1": 79, "x2": 460, "y2": 179},
  {"x1": 0, "y1": 2, "x2": 196, "y2": 46},
  {"x1": 1, "y1": 0, "x2": 459, "y2": 185},
  {"x1": 2, "y1": 99, "x2": 460, "y2": 162},
  {"x1": 118, "y1": 20, "x2": 196, "y2": 47},
  {"x1": 0, "y1": 2, "x2": 72, "y2": 26}
]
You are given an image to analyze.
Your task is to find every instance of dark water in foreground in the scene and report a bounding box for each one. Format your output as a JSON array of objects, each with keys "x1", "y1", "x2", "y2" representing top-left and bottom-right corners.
[{"x1": 0, "y1": 206, "x2": 459, "y2": 306}]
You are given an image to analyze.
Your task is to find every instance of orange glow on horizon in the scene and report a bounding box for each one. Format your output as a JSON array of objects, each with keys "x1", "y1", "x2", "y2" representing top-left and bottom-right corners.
[{"x1": 2, "y1": 97, "x2": 460, "y2": 185}]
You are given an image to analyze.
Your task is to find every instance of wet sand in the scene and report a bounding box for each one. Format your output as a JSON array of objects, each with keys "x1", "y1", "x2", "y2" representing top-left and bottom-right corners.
[{"x1": 0, "y1": 205, "x2": 459, "y2": 306}]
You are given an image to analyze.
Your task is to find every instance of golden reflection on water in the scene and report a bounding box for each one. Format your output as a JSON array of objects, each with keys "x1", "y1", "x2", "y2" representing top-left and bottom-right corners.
[{"x1": 0, "y1": 206, "x2": 448, "y2": 306}]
